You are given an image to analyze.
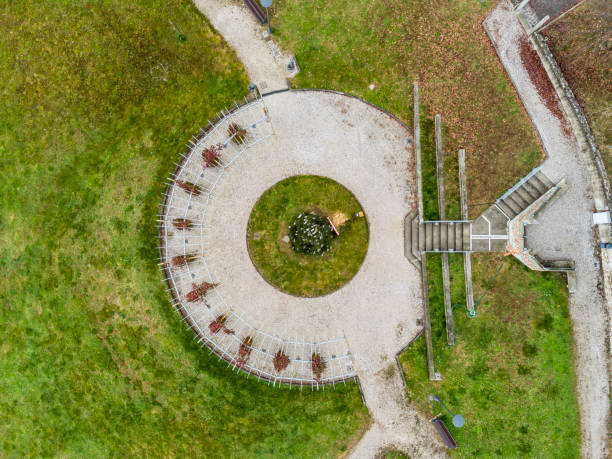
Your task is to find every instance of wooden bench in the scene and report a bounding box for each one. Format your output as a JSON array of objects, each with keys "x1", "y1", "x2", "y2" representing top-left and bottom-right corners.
[
  {"x1": 243, "y1": 0, "x2": 266, "y2": 25},
  {"x1": 432, "y1": 418, "x2": 458, "y2": 449}
]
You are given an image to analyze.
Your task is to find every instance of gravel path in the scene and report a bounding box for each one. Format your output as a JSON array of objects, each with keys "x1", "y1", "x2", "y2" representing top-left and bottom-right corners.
[
  {"x1": 485, "y1": 3, "x2": 610, "y2": 457},
  {"x1": 204, "y1": 91, "x2": 421, "y2": 343},
  {"x1": 192, "y1": 0, "x2": 288, "y2": 92},
  {"x1": 188, "y1": 1, "x2": 609, "y2": 456}
]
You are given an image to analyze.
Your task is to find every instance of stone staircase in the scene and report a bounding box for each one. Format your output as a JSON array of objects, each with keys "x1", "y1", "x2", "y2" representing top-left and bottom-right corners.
[
  {"x1": 404, "y1": 167, "x2": 560, "y2": 269},
  {"x1": 494, "y1": 168, "x2": 554, "y2": 219},
  {"x1": 404, "y1": 211, "x2": 472, "y2": 267}
]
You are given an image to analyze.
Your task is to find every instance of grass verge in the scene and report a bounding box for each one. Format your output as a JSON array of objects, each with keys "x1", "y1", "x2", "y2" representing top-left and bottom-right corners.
[
  {"x1": 274, "y1": 0, "x2": 543, "y2": 205},
  {"x1": 0, "y1": 1, "x2": 367, "y2": 456},
  {"x1": 403, "y1": 107, "x2": 580, "y2": 456}
]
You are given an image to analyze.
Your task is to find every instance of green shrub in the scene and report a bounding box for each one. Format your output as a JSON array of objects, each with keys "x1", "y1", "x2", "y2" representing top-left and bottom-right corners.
[
  {"x1": 522, "y1": 342, "x2": 538, "y2": 358},
  {"x1": 289, "y1": 212, "x2": 334, "y2": 256}
]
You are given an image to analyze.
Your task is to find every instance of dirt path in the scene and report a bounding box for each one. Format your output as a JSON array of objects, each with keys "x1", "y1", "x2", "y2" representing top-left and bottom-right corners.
[
  {"x1": 485, "y1": 3, "x2": 610, "y2": 457},
  {"x1": 192, "y1": 0, "x2": 288, "y2": 92}
]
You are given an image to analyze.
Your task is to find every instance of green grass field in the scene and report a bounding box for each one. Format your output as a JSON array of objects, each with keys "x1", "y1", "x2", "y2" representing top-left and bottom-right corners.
[
  {"x1": 394, "y1": 110, "x2": 580, "y2": 456},
  {"x1": 0, "y1": 1, "x2": 367, "y2": 456},
  {"x1": 400, "y1": 255, "x2": 580, "y2": 458},
  {"x1": 247, "y1": 175, "x2": 368, "y2": 297},
  {"x1": 274, "y1": 0, "x2": 543, "y2": 206}
]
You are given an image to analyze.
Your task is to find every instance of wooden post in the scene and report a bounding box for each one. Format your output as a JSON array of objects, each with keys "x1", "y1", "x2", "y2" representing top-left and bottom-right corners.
[
  {"x1": 435, "y1": 115, "x2": 455, "y2": 346},
  {"x1": 528, "y1": 15, "x2": 550, "y2": 35},
  {"x1": 414, "y1": 82, "x2": 424, "y2": 223},
  {"x1": 459, "y1": 149, "x2": 475, "y2": 315},
  {"x1": 414, "y1": 82, "x2": 437, "y2": 379}
]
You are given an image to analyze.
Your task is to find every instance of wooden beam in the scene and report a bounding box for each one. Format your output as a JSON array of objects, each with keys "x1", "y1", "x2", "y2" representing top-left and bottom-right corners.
[
  {"x1": 458, "y1": 149, "x2": 475, "y2": 316},
  {"x1": 414, "y1": 82, "x2": 424, "y2": 223},
  {"x1": 435, "y1": 115, "x2": 455, "y2": 346},
  {"x1": 414, "y1": 82, "x2": 437, "y2": 379}
]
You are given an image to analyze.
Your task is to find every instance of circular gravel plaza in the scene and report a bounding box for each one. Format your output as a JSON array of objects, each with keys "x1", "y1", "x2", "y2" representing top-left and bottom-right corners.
[{"x1": 160, "y1": 90, "x2": 423, "y2": 384}]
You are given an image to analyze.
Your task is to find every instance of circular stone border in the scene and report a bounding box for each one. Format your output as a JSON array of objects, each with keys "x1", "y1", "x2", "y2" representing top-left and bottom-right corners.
[
  {"x1": 159, "y1": 89, "x2": 420, "y2": 386},
  {"x1": 245, "y1": 174, "x2": 370, "y2": 298}
]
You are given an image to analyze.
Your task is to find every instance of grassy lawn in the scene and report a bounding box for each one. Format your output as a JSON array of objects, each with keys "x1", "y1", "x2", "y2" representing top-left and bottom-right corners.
[
  {"x1": 0, "y1": 1, "x2": 367, "y2": 456},
  {"x1": 247, "y1": 175, "x2": 368, "y2": 297},
  {"x1": 400, "y1": 255, "x2": 580, "y2": 457},
  {"x1": 398, "y1": 108, "x2": 580, "y2": 456},
  {"x1": 542, "y1": 0, "x2": 612, "y2": 176},
  {"x1": 274, "y1": 0, "x2": 543, "y2": 206}
]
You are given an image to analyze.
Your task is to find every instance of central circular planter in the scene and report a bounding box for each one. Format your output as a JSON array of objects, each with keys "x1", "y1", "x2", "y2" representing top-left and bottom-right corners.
[{"x1": 246, "y1": 175, "x2": 369, "y2": 297}]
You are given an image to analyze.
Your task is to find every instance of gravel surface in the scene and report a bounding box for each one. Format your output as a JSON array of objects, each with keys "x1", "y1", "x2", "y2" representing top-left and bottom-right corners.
[
  {"x1": 204, "y1": 91, "x2": 421, "y2": 345},
  {"x1": 178, "y1": 2, "x2": 445, "y2": 451},
  {"x1": 187, "y1": 1, "x2": 609, "y2": 455},
  {"x1": 192, "y1": 0, "x2": 288, "y2": 92},
  {"x1": 485, "y1": 3, "x2": 610, "y2": 457}
]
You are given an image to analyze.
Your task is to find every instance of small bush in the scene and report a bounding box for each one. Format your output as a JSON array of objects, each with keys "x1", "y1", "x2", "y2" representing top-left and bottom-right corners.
[
  {"x1": 522, "y1": 342, "x2": 538, "y2": 358},
  {"x1": 536, "y1": 313, "x2": 553, "y2": 331},
  {"x1": 176, "y1": 180, "x2": 203, "y2": 196},
  {"x1": 172, "y1": 218, "x2": 193, "y2": 230},
  {"x1": 273, "y1": 350, "x2": 290, "y2": 372},
  {"x1": 517, "y1": 441, "x2": 533, "y2": 454},
  {"x1": 543, "y1": 382, "x2": 560, "y2": 398},
  {"x1": 202, "y1": 143, "x2": 223, "y2": 167},
  {"x1": 227, "y1": 122, "x2": 247, "y2": 144},
  {"x1": 517, "y1": 364, "x2": 532, "y2": 375},
  {"x1": 185, "y1": 281, "x2": 217, "y2": 302},
  {"x1": 208, "y1": 314, "x2": 227, "y2": 334},
  {"x1": 237, "y1": 335, "x2": 254, "y2": 367},
  {"x1": 311, "y1": 352, "x2": 326, "y2": 380},
  {"x1": 289, "y1": 212, "x2": 335, "y2": 256},
  {"x1": 171, "y1": 253, "x2": 197, "y2": 266}
]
